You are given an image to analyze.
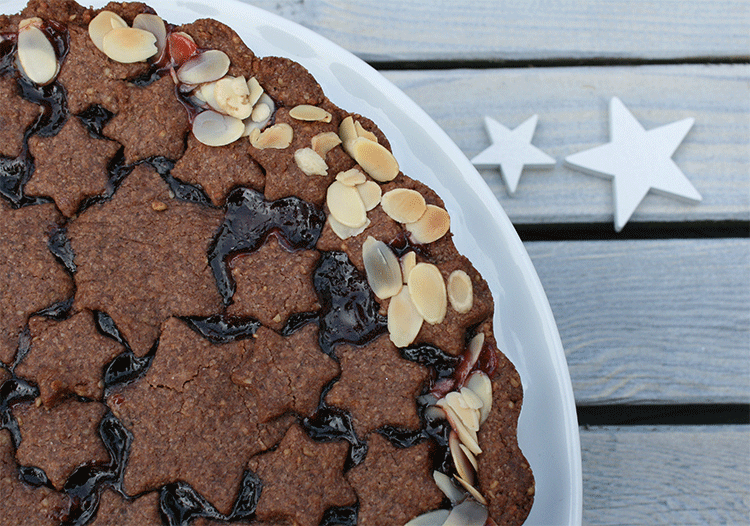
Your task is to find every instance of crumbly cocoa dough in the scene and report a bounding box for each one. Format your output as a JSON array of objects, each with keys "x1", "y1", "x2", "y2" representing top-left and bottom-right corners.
[
  {"x1": 110, "y1": 317, "x2": 292, "y2": 515},
  {"x1": 103, "y1": 75, "x2": 189, "y2": 163},
  {"x1": 90, "y1": 490, "x2": 162, "y2": 526},
  {"x1": 0, "y1": 366, "x2": 8, "y2": 384},
  {"x1": 0, "y1": 76, "x2": 41, "y2": 159},
  {"x1": 68, "y1": 165, "x2": 224, "y2": 356},
  {"x1": 26, "y1": 116, "x2": 120, "y2": 217},
  {"x1": 14, "y1": 399, "x2": 109, "y2": 490},
  {"x1": 325, "y1": 334, "x2": 429, "y2": 435},
  {"x1": 0, "y1": 429, "x2": 66, "y2": 525},
  {"x1": 227, "y1": 236, "x2": 320, "y2": 330},
  {"x1": 0, "y1": 201, "x2": 73, "y2": 365},
  {"x1": 247, "y1": 424, "x2": 356, "y2": 526},
  {"x1": 254, "y1": 56, "x2": 325, "y2": 108},
  {"x1": 20, "y1": 0, "x2": 85, "y2": 24},
  {"x1": 16, "y1": 311, "x2": 126, "y2": 406},
  {"x1": 171, "y1": 133, "x2": 265, "y2": 206},
  {"x1": 230, "y1": 324, "x2": 339, "y2": 423},
  {"x1": 347, "y1": 433, "x2": 444, "y2": 526}
]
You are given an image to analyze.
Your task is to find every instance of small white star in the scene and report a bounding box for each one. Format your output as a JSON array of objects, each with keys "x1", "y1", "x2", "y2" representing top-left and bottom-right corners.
[
  {"x1": 471, "y1": 115, "x2": 555, "y2": 195},
  {"x1": 565, "y1": 97, "x2": 701, "y2": 231}
]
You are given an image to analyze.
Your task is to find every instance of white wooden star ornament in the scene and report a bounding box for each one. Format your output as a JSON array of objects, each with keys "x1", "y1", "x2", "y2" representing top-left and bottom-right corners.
[
  {"x1": 565, "y1": 97, "x2": 701, "y2": 231},
  {"x1": 471, "y1": 115, "x2": 555, "y2": 195}
]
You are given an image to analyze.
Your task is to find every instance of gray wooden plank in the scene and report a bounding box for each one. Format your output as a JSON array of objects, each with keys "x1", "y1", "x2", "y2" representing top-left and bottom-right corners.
[
  {"x1": 525, "y1": 238, "x2": 750, "y2": 405},
  {"x1": 382, "y1": 64, "x2": 750, "y2": 225},
  {"x1": 240, "y1": 0, "x2": 750, "y2": 63},
  {"x1": 580, "y1": 425, "x2": 750, "y2": 525}
]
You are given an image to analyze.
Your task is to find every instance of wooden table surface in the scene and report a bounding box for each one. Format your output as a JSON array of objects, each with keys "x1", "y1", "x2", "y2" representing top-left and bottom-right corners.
[{"x1": 241, "y1": 1, "x2": 750, "y2": 524}]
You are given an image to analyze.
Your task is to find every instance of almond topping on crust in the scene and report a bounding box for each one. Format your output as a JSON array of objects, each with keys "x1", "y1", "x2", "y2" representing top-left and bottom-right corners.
[
  {"x1": 405, "y1": 509, "x2": 451, "y2": 526},
  {"x1": 17, "y1": 20, "x2": 58, "y2": 85},
  {"x1": 214, "y1": 76, "x2": 253, "y2": 120},
  {"x1": 335, "y1": 168, "x2": 366, "y2": 187},
  {"x1": 311, "y1": 132, "x2": 342, "y2": 158},
  {"x1": 362, "y1": 236, "x2": 402, "y2": 300},
  {"x1": 192, "y1": 110, "x2": 244, "y2": 147},
  {"x1": 443, "y1": 500, "x2": 489, "y2": 526},
  {"x1": 249, "y1": 123, "x2": 293, "y2": 150},
  {"x1": 177, "y1": 49, "x2": 230, "y2": 85},
  {"x1": 432, "y1": 471, "x2": 466, "y2": 504},
  {"x1": 132, "y1": 13, "x2": 166, "y2": 56},
  {"x1": 356, "y1": 180, "x2": 382, "y2": 211},
  {"x1": 354, "y1": 120, "x2": 378, "y2": 143},
  {"x1": 88, "y1": 10, "x2": 127, "y2": 52},
  {"x1": 405, "y1": 204, "x2": 450, "y2": 244},
  {"x1": 408, "y1": 262, "x2": 447, "y2": 325},
  {"x1": 380, "y1": 188, "x2": 426, "y2": 224},
  {"x1": 246, "y1": 77, "x2": 264, "y2": 107},
  {"x1": 447, "y1": 269, "x2": 473, "y2": 314},
  {"x1": 349, "y1": 137, "x2": 399, "y2": 182},
  {"x1": 327, "y1": 215, "x2": 370, "y2": 240},
  {"x1": 101, "y1": 27, "x2": 157, "y2": 64},
  {"x1": 387, "y1": 285, "x2": 423, "y2": 348},
  {"x1": 294, "y1": 148, "x2": 328, "y2": 176},
  {"x1": 454, "y1": 475, "x2": 488, "y2": 506},
  {"x1": 339, "y1": 115, "x2": 357, "y2": 146},
  {"x1": 449, "y1": 430, "x2": 475, "y2": 484},
  {"x1": 289, "y1": 104, "x2": 332, "y2": 123},
  {"x1": 326, "y1": 181, "x2": 367, "y2": 229},
  {"x1": 400, "y1": 251, "x2": 417, "y2": 284},
  {"x1": 465, "y1": 371, "x2": 492, "y2": 425}
]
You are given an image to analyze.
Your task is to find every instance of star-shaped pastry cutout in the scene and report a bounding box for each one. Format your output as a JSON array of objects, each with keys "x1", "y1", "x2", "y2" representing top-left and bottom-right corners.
[
  {"x1": 247, "y1": 424, "x2": 356, "y2": 526},
  {"x1": 471, "y1": 115, "x2": 555, "y2": 195},
  {"x1": 565, "y1": 97, "x2": 701, "y2": 231}
]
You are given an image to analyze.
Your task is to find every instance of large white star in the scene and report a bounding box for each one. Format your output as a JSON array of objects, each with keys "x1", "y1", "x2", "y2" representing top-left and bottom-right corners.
[
  {"x1": 565, "y1": 97, "x2": 701, "y2": 231},
  {"x1": 471, "y1": 115, "x2": 555, "y2": 195}
]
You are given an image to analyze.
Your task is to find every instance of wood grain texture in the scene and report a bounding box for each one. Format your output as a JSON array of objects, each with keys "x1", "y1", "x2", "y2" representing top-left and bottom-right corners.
[
  {"x1": 580, "y1": 425, "x2": 750, "y2": 525},
  {"x1": 382, "y1": 64, "x2": 750, "y2": 225},
  {"x1": 241, "y1": 0, "x2": 750, "y2": 63},
  {"x1": 525, "y1": 238, "x2": 750, "y2": 404}
]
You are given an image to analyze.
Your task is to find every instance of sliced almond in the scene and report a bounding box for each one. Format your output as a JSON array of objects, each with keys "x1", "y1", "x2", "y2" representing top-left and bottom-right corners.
[
  {"x1": 405, "y1": 204, "x2": 450, "y2": 244},
  {"x1": 326, "y1": 181, "x2": 367, "y2": 229},
  {"x1": 405, "y1": 509, "x2": 451, "y2": 526},
  {"x1": 381, "y1": 188, "x2": 426, "y2": 224},
  {"x1": 449, "y1": 431, "x2": 475, "y2": 484},
  {"x1": 401, "y1": 251, "x2": 417, "y2": 284},
  {"x1": 177, "y1": 49, "x2": 230, "y2": 85},
  {"x1": 251, "y1": 102, "x2": 271, "y2": 123},
  {"x1": 408, "y1": 263, "x2": 447, "y2": 325},
  {"x1": 387, "y1": 285, "x2": 423, "y2": 348},
  {"x1": 18, "y1": 17, "x2": 42, "y2": 31},
  {"x1": 88, "y1": 10, "x2": 128, "y2": 53},
  {"x1": 423, "y1": 404, "x2": 446, "y2": 422},
  {"x1": 433, "y1": 471, "x2": 466, "y2": 505},
  {"x1": 363, "y1": 236, "x2": 402, "y2": 300},
  {"x1": 195, "y1": 81, "x2": 222, "y2": 112},
  {"x1": 246, "y1": 77, "x2": 264, "y2": 107},
  {"x1": 328, "y1": 215, "x2": 370, "y2": 240},
  {"x1": 214, "y1": 76, "x2": 253, "y2": 120},
  {"x1": 454, "y1": 475, "x2": 488, "y2": 506},
  {"x1": 249, "y1": 123, "x2": 293, "y2": 150},
  {"x1": 132, "y1": 13, "x2": 166, "y2": 56},
  {"x1": 459, "y1": 443, "x2": 479, "y2": 471},
  {"x1": 443, "y1": 500, "x2": 488, "y2": 526},
  {"x1": 17, "y1": 23, "x2": 58, "y2": 85},
  {"x1": 459, "y1": 386, "x2": 484, "y2": 410},
  {"x1": 465, "y1": 371, "x2": 492, "y2": 425},
  {"x1": 336, "y1": 168, "x2": 366, "y2": 187},
  {"x1": 356, "y1": 180, "x2": 382, "y2": 211},
  {"x1": 311, "y1": 132, "x2": 342, "y2": 158},
  {"x1": 445, "y1": 391, "x2": 480, "y2": 432},
  {"x1": 354, "y1": 120, "x2": 378, "y2": 142},
  {"x1": 192, "y1": 110, "x2": 244, "y2": 147},
  {"x1": 102, "y1": 27, "x2": 157, "y2": 64},
  {"x1": 294, "y1": 147, "x2": 328, "y2": 176},
  {"x1": 441, "y1": 402, "x2": 482, "y2": 455},
  {"x1": 289, "y1": 104, "x2": 332, "y2": 123},
  {"x1": 466, "y1": 332, "x2": 484, "y2": 371},
  {"x1": 339, "y1": 115, "x2": 357, "y2": 146},
  {"x1": 448, "y1": 270, "x2": 474, "y2": 314},
  {"x1": 349, "y1": 137, "x2": 399, "y2": 182}
]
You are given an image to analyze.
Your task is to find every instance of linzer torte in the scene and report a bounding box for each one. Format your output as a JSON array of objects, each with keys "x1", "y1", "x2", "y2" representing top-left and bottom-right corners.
[{"x1": 0, "y1": 1, "x2": 535, "y2": 524}]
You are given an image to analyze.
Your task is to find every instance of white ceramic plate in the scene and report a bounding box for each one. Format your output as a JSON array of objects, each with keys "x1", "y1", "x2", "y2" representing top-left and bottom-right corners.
[{"x1": 1, "y1": 0, "x2": 583, "y2": 523}]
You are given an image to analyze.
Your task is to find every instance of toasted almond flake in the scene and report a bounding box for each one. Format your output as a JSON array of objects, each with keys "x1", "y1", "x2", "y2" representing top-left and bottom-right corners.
[
  {"x1": 381, "y1": 188, "x2": 426, "y2": 224},
  {"x1": 405, "y1": 204, "x2": 450, "y2": 244},
  {"x1": 195, "y1": 81, "x2": 222, "y2": 112},
  {"x1": 459, "y1": 443, "x2": 479, "y2": 471},
  {"x1": 177, "y1": 49, "x2": 230, "y2": 85},
  {"x1": 17, "y1": 24, "x2": 58, "y2": 85},
  {"x1": 192, "y1": 110, "x2": 244, "y2": 147},
  {"x1": 408, "y1": 263, "x2": 447, "y2": 325},
  {"x1": 349, "y1": 137, "x2": 399, "y2": 182},
  {"x1": 102, "y1": 27, "x2": 157, "y2": 64},
  {"x1": 151, "y1": 200, "x2": 168, "y2": 211},
  {"x1": 442, "y1": 500, "x2": 488, "y2": 526},
  {"x1": 445, "y1": 392, "x2": 480, "y2": 432},
  {"x1": 246, "y1": 77, "x2": 264, "y2": 107},
  {"x1": 18, "y1": 17, "x2": 42, "y2": 31},
  {"x1": 433, "y1": 471, "x2": 467, "y2": 505},
  {"x1": 405, "y1": 509, "x2": 451, "y2": 526},
  {"x1": 447, "y1": 270, "x2": 474, "y2": 314},
  {"x1": 441, "y1": 403, "x2": 482, "y2": 455},
  {"x1": 214, "y1": 76, "x2": 253, "y2": 119},
  {"x1": 459, "y1": 387, "x2": 483, "y2": 410},
  {"x1": 449, "y1": 431, "x2": 474, "y2": 484},
  {"x1": 311, "y1": 132, "x2": 342, "y2": 158},
  {"x1": 249, "y1": 123, "x2": 293, "y2": 150},
  {"x1": 251, "y1": 102, "x2": 271, "y2": 123},
  {"x1": 336, "y1": 168, "x2": 366, "y2": 187},
  {"x1": 354, "y1": 120, "x2": 378, "y2": 142},
  {"x1": 454, "y1": 475, "x2": 488, "y2": 506},
  {"x1": 88, "y1": 10, "x2": 127, "y2": 53},
  {"x1": 339, "y1": 115, "x2": 357, "y2": 146},
  {"x1": 387, "y1": 285, "x2": 423, "y2": 348},
  {"x1": 289, "y1": 104, "x2": 332, "y2": 123},
  {"x1": 132, "y1": 13, "x2": 166, "y2": 56},
  {"x1": 328, "y1": 214, "x2": 370, "y2": 240},
  {"x1": 423, "y1": 404, "x2": 446, "y2": 422},
  {"x1": 326, "y1": 180, "x2": 367, "y2": 229},
  {"x1": 465, "y1": 371, "x2": 492, "y2": 424},
  {"x1": 294, "y1": 147, "x2": 328, "y2": 176},
  {"x1": 401, "y1": 251, "x2": 417, "y2": 284},
  {"x1": 357, "y1": 180, "x2": 382, "y2": 211},
  {"x1": 363, "y1": 236, "x2": 402, "y2": 300},
  {"x1": 466, "y1": 333, "x2": 484, "y2": 371}
]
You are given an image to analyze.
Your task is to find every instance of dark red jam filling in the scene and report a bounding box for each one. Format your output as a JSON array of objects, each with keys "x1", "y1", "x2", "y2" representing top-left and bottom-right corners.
[{"x1": 181, "y1": 314, "x2": 261, "y2": 344}]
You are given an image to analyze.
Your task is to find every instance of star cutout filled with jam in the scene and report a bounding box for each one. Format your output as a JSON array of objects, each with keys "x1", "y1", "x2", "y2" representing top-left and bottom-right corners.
[{"x1": 247, "y1": 424, "x2": 356, "y2": 526}]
